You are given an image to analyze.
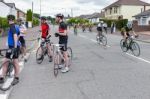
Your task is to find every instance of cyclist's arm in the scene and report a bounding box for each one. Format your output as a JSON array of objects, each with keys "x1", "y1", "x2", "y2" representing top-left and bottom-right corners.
[{"x1": 11, "y1": 25, "x2": 18, "y2": 48}]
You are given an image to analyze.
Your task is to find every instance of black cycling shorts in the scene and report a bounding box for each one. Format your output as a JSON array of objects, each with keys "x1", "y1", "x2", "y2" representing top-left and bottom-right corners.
[
  {"x1": 40, "y1": 38, "x2": 51, "y2": 46},
  {"x1": 19, "y1": 36, "x2": 26, "y2": 47},
  {"x1": 6, "y1": 46, "x2": 20, "y2": 59},
  {"x1": 59, "y1": 43, "x2": 67, "y2": 51}
]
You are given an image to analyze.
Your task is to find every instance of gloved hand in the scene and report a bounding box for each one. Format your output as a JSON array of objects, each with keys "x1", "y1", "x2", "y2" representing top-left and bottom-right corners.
[
  {"x1": 55, "y1": 33, "x2": 59, "y2": 37},
  {"x1": 47, "y1": 35, "x2": 51, "y2": 39}
]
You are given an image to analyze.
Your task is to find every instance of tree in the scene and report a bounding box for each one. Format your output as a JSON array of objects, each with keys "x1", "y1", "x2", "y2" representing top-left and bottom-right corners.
[
  {"x1": 26, "y1": 9, "x2": 33, "y2": 21},
  {"x1": 33, "y1": 13, "x2": 40, "y2": 19}
]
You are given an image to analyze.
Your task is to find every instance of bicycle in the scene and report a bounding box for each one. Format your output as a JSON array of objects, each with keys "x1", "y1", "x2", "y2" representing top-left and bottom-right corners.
[
  {"x1": 120, "y1": 35, "x2": 140, "y2": 56},
  {"x1": 0, "y1": 48, "x2": 17, "y2": 91},
  {"x1": 52, "y1": 44, "x2": 72, "y2": 77},
  {"x1": 96, "y1": 31, "x2": 107, "y2": 46},
  {"x1": 36, "y1": 36, "x2": 53, "y2": 64}
]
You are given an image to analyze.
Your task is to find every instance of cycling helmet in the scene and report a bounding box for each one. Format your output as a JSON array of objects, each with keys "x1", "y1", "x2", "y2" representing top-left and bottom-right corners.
[
  {"x1": 41, "y1": 16, "x2": 47, "y2": 20},
  {"x1": 56, "y1": 13, "x2": 64, "y2": 18},
  {"x1": 100, "y1": 21, "x2": 104, "y2": 24},
  {"x1": 7, "y1": 15, "x2": 15, "y2": 21}
]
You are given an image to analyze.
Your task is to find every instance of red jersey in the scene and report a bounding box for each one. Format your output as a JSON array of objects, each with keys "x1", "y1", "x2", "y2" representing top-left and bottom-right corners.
[{"x1": 41, "y1": 23, "x2": 49, "y2": 38}]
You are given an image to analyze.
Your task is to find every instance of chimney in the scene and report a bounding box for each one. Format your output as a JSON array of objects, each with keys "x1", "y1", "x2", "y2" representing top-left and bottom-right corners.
[{"x1": 144, "y1": 5, "x2": 146, "y2": 11}]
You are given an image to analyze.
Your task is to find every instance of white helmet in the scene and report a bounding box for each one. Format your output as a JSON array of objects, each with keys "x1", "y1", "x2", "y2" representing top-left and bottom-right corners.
[{"x1": 100, "y1": 21, "x2": 104, "y2": 24}]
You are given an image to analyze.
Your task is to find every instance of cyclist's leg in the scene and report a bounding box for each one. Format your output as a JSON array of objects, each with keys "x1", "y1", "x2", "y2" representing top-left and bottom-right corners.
[
  {"x1": 0, "y1": 50, "x2": 11, "y2": 83},
  {"x1": 11, "y1": 47, "x2": 20, "y2": 85},
  {"x1": 60, "y1": 43, "x2": 69, "y2": 73},
  {"x1": 22, "y1": 37, "x2": 26, "y2": 57},
  {"x1": 46, "y1": 39, "x2": 53, "y2": 62}
]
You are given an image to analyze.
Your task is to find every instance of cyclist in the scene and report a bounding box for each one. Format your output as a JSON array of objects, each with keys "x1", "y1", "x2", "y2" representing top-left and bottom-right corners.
[
  {"x1": 121, "y1": 24, "x2": 139, "y2": 39},
  {"x1": 38, "y1": 16, "x2": 53, "y2": 62},
  {"x1": 121, "y1": 24, "x2": 139, "y2": 46},
  {"x1": 97, "y1": 21, "x2": 104, "y2": 37},
  {"x1": 0, "y1": 15, "x2": 20, "y2": 85},
  {"x1": 17, "y1": 18, "x2": 27, "y2": 61},
  {"x1": 55, "y1": 13, "x2": 69, "y2": 73}
]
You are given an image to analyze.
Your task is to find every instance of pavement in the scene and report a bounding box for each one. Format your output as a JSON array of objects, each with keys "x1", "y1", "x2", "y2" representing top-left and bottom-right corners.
[{"x1": 0, "y1": 26, "x2": 150, "y2": 99}]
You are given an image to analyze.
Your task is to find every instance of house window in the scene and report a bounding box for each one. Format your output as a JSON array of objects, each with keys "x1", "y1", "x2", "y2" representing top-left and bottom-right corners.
[
  {"x1": 141, "y1": 17, "x2": 148, "y2": 25},
  {"x1": 110, "y1": 8, "x2": 112, "y2": 15},
  {"x1": 114, "y1": 7, "x2": 118, "y2": 14}
]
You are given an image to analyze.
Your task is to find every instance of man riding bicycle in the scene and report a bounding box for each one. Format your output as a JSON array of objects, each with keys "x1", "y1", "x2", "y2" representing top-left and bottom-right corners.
[
  {"x1": 0, "y1": 15, "x2": 20, "y2": 85},
  {"x1": 97, "y1": 21, "x2": 104, "y2": 37},
  {"x1": 121, "y1": 23, "x2": 139, "y2": 39},
  {"x1": 55, "y1": 14, "x2": 69, "y2": 73},
  {"x1": 38, "y1": 16, "x2": 53, "y2": 62}
]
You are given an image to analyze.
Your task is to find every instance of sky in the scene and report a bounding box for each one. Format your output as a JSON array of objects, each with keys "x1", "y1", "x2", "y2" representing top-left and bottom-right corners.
[{"x1": 4, "y1": 0, "x2": 150, "y2": 17}]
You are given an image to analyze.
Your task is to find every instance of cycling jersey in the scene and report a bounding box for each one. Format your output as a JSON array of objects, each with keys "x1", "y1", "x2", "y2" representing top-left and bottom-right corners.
[
  {"x1": 8, "y1": 24, "x2": 20, "y2": 47},
  {"x1": 58, "y1": 21, "x2": 68, "y2": 43},
  {"x1": 41, "y1": 23, "x2": 49, "y2": 39}
]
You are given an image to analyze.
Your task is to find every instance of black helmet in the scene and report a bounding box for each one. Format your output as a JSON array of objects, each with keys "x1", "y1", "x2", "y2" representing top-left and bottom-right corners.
[
  {"x1": 7, "y1": 14, "x2": 15, "y2": 21},
  {"x1": 41, "y1": 16, "x2": 47, "y2": 20},
  {"x1": 17, "y1": 18, "x2": 22, "y2": 22},
  {"x1": 56, "y1": 13, "x2": 64, "y2": 18}
]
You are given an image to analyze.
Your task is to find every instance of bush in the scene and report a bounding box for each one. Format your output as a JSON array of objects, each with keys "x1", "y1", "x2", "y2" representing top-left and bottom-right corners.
[
  {"x1": 0, "y1": 17, "x2": 9, "y2": 35},
  {"x1": 33, "y1": 18, "x2": 39, "y2": 26},
  {"x1": 99, "y1": 19, "x2": 128, "y2": 30},
  {"x1": 0, "y1": 17, "x2": 9, "y2": 29}
]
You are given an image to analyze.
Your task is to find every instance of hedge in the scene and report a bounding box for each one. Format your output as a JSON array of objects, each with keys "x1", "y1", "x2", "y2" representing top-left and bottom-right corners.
[
  {"x1": 33, "y1": 18, "x2": 39, "y2": 26},
  {"x1": 0, "y1": 17, "x2": 9, "y2": 29},
  {"x1": 99, "y1": 19, "x2": 128, "y2": 30}
]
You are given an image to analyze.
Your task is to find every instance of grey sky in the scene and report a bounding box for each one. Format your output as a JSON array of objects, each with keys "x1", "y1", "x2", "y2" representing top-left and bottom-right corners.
[{"x1": 4, "y1": 0, "x2": 150, "y2": 17}]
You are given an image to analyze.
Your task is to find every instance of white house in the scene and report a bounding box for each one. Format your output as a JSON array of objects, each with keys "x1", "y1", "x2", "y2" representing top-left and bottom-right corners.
[
  {"x1": 0, "y1": 0, "x2": 12, "y2": 17},
  {"x1": 103, "y1": 0, "x2": 150, "y2": 21},
  {"x1": 0, "y1": 0, "x2": 26, "y2": 19},
  {"x1": 133, "y1": 9, "x2": 150, "y2": 26}
]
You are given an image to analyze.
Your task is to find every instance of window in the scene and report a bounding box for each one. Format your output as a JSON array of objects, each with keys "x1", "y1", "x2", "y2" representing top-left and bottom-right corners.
[
  {"x1": 114, "y1": 7, "x2": 118, "y2": 14},
  {"x1": 140, "y1": 17, "x2": 148, "y2": 25},
  {"x1": 110, "y1": 8, "x2": 112, "y2": 15}
]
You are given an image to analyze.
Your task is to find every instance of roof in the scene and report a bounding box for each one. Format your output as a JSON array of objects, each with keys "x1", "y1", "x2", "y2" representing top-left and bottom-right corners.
[
  {"x1": 0, "y1": 1, "x2": 25, "y2": 14},
  {"x1": 87, "y1": 12, "x2": 104, "y2": 19},
  {"x1": 6, "y1": 3, "x2": 16, "y2": 8},
  {"x1": 0, "y1": 0, "x2": 13, "y2": 8},
  {"x1": 133, "y1": 9, "x2": 150, "y2": 17},
  {"x1": 104, "y1": 0, "x2": 150, "y2": 9}
]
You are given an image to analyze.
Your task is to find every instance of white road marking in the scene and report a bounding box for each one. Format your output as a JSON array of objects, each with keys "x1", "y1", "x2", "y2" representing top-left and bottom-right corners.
[{"x1": 126, "y1": 53, "x2": 150, "y2": 64}]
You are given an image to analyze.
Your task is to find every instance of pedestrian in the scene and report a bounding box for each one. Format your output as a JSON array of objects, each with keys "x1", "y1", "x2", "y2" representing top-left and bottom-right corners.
[
  {"x1": 111, "y1": 22, "x2": 116, "y2": 34},
  {"x1": 103, "y1": 22, "x2": 108, "y2": 34}
]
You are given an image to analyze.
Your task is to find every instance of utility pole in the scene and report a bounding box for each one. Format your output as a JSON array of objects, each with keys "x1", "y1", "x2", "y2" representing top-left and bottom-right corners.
[
  {"x1": 71, "y1": 8, "x2": 73, "y2": 17},
  {"x1": 32, "y1": 1, "x2": 33, "y2": 27},
  {"x1": 40, "y1": 0, "x2": 41, "y2": 26}
]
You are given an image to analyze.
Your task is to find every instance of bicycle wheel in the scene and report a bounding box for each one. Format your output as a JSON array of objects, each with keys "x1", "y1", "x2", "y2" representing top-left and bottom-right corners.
[
  {"x1": 96, "y1": 35, "x2": 99, "y2": 44},
  {"x1": 6, "y1": 62, "x2": 14, "y2": 77},
  {"x1": 120, "y1": 39, "x2": 128, "y2": 52},
  {"x1": 131, "y1": 42, "x2": 140, "y2": 56},
  {"x1": 101, "y1": 35, "x2": 107, "y2": 46},
  {"x1": 67, "y1": 47, "x2": 73, "y2": 67},
  {"x1": 36, "y1": 47, "x2": 44, "y2": 64},
  {"x1": 54, "y1": 53, "x2": 60, "y2": 77},
  {"x1": 47, "y1": 44, "x2": 53, "y2": 62},
  {"x1": 0, "y1": 61, "x2": 13, "y2": 77}
]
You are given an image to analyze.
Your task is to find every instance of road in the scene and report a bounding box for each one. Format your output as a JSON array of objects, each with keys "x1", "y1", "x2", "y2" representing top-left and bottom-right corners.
[{"x1": 1, "y1": 26, "x2": 150, "y2": 99}]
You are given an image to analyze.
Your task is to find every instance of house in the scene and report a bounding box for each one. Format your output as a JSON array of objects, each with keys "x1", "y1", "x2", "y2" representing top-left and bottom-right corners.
[
  {"x1": 87, "y1": 12, "x2": 105, "y2": 23},
  {"x1": 0, "y1": 0, "x2": 12, "y2": 17},
  {"x1": 0, "y1": 0, "x2": 26, "y2": 19},
  {"x1": 103, "y1": 0, "x2": 150, "y2": 21},
  {"x1": 132, "y1": 9, "x2": 150, "y2": 32},
  {"x1": 133, "y1": 9, "x2": 150, "y2": 25}
]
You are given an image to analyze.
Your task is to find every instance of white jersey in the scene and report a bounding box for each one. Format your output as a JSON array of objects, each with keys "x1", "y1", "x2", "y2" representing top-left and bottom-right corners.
[{"x1": 19, "y1": 24, "x2": 27, "y2": 37}]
